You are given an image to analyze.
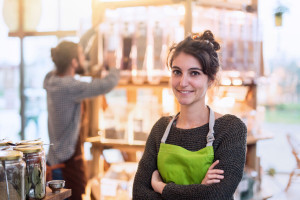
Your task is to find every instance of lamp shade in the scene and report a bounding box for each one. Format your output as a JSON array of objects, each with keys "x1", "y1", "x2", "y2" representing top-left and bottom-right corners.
[{"x1": 2, "y1": 0, "x2": 42, "y2": 32}]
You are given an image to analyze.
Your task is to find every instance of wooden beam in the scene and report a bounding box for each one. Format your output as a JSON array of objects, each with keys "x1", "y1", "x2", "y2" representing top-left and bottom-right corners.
[
  {"x1": 184, "y1": 0, "x2": 192, "y2": 37},
  {"x1": 196, "y1": 0, "x2": 257, "y2": 11},
  {"x1": 96, "y1": 0, "x2": 182, "y2": 9},
  {"x1": 8, "y1": 30, "x2": 77, "y2": 37}
]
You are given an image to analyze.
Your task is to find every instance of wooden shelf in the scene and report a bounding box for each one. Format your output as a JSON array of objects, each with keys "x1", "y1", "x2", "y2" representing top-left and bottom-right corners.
[
  {"x1": 86, "y1": 136, "x2": 145, "y2": 152},
  {"x1": 97, "y1": 0, "x2": 182, "y2": 9},
  {"x1": 196, "y1": 0, "x2": 257, "y2": 11},
  {"x1": 117, "y1": 82, "x2": 170, "y2": 89},
  {"x1": 247, "y1": 133, "x2": 273, "y2": 145},
  {"x1": 8, "y1": 30, "x2": 77, "y2": 38}
]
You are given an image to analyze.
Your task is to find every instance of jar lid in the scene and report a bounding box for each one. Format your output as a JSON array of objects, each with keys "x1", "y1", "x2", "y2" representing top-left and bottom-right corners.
[
  {"x1": 14, "y1": 146, "x2": 42, "y2": 153},
  {"x1": 0, "y1": 150, "x2": 23, "y2": 160},
  {"x1": 0, "y1": 139, "x2": 12, "y2": 146},
  {"x1": 17, "y1": 140, "x2": 43, "y2": 146}
]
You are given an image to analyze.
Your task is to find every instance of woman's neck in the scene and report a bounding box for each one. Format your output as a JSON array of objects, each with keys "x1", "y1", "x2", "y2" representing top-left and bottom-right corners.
[{"x1": 176, "y1": 103, "x2": 209, "y2": 129}]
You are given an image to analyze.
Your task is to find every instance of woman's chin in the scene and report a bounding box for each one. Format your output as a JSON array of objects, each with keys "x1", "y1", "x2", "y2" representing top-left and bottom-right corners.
[{"x1": 177, "y1": 99, "x2": 193, "y2": 106}]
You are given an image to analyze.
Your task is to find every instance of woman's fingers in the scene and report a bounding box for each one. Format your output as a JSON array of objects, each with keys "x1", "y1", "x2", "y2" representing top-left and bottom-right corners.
[
  {"x1": 206, "y1": 179, "x2": 221, "y2": 184},
  {"x1": 207, "y1": 169, "x2": 224, "y2": 175},
  {"x1": 207, "y1": 174, "x2": 224, "y2": 179},
  {"x1": 202, "y1": 160, "x2": 225, "y2": 185},
  {"x1": 208, "y1": 160, "x2": 219, "y2": 170}
]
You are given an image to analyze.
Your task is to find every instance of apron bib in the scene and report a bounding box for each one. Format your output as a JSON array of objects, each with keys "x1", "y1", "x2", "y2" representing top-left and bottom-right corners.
[{"x1": 157, "y1": 107, "x2": 215, "y2": 185}]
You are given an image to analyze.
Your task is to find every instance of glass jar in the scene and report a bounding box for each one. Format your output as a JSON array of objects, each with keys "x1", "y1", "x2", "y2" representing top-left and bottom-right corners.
[
  {"x1": 14, "y1": 146, "x2": 46, "y2": 199},
  {"x1": 0, "y1": 150, "x2": 26, "y2": 200}
]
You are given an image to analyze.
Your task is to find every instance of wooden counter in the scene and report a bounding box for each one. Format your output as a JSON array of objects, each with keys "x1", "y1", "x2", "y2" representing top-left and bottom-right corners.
[{"x1": 43, "y1": 187, "x2": 71, "y2": 200}]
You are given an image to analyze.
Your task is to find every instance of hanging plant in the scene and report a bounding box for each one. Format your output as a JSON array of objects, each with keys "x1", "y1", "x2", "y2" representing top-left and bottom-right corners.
[{"x1": 274, "y1": 4, "x2": 289, "y2": 27}]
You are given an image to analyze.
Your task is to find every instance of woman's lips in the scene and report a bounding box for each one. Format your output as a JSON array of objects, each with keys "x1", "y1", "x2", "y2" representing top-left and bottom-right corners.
[{"x1": 176, "y1": 89, "x2": 193, "y2": 94}]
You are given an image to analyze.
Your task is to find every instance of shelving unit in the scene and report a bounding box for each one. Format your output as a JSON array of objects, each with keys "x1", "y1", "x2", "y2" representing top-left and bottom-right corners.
[{"x1": 86, "y1": 80, "x2": 173, "y2": 178}]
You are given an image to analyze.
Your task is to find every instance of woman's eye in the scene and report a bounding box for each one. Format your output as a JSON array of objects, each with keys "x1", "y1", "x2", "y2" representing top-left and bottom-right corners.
[
  {"x1": 172, "y1": 70, "x2": 181, "y2": 75},
  {"x1": 191, "y1": 71, "x2": 200, "y2": 76}
]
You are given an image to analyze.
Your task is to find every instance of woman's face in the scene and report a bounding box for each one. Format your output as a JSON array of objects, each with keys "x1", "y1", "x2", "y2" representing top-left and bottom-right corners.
[{"x1": 171, "y1": 52, "x2": 211, "y2": 107}]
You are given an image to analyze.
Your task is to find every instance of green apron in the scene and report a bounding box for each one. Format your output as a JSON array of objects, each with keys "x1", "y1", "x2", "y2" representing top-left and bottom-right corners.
[{"x1": 157, "y1": 107, "x2": 215, "y2": 185}]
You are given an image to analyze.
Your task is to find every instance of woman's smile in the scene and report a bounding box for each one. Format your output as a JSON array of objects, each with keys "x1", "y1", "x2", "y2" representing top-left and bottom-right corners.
[{"x1": 176, "y1": 89, "x2": 194, "y2": 94}]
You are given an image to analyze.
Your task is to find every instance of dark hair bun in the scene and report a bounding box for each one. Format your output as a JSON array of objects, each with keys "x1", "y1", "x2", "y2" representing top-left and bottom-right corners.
[
  {"x1": 192, "y1": 30, "x2": 220, "y2": 51},
  {"x1": 202, "y1": 30, "x2": 220, "y2": 51}
]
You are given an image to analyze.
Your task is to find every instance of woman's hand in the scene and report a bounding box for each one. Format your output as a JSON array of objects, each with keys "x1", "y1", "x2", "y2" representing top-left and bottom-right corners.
[
  {"x1": 201, "y1": 160, "x2": 224, "y2": 185},
  {"x1": 151, "y1": 170, "x2": 166, "y2": 194}
]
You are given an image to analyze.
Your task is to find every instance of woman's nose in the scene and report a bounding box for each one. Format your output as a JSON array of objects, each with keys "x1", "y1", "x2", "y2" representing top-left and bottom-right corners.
[{"x1": 179, "y1": 74, "x2": 189, "y2": 87}]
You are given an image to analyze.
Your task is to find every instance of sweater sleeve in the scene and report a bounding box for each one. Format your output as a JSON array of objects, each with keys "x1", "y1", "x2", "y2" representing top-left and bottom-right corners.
[
  {"x1": 69, "y1": 68, "x2": 120, "y2": 102},
  {"x1": 161, "y1": 118, "x2": 247, "y2": 200},
  {"x1": 132, "y1": 118, "x2": 164, "y2": 200}
]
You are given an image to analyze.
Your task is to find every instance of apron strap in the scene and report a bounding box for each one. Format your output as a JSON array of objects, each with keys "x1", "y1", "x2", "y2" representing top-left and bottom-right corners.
[
  {"x1": 161, "y1": 113, "x2": 179, "y2": 143},
  {"x1": 206, "y1": 106, "x2": 215, "y2": 147},
  {"x1": 161, "y1": 106, "x2": 215, "y2": 146}
]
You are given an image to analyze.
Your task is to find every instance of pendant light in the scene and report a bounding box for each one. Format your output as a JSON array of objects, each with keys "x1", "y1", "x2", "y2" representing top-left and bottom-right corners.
[{"x1": 2, "y1": 0, "x2": 42, "y2": 32}]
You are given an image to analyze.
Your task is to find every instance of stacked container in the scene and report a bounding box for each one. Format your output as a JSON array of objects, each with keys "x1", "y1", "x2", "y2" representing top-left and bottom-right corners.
[
  {"x1": 0, "y1": 150, "x2": 26, "y2": 200},
  {"x1": 14, "y1": 145, "x2": 46, "y2": 199}
]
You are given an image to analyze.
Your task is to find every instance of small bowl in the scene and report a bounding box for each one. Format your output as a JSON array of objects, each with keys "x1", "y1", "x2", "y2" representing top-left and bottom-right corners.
[{"x1": 47, "y1": 180, "x2": 65, "y2": 193}]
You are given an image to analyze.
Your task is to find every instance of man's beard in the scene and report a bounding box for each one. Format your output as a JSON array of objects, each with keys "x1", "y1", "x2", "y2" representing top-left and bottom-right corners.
[{"x1": 75, "y1": 64, "x2": 85, "y2": 75}]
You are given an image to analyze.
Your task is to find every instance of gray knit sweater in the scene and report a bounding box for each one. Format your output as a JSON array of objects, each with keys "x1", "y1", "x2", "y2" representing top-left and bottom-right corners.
[{"x1": 133, "y1": 114, "x2": 247, "y2": 200}]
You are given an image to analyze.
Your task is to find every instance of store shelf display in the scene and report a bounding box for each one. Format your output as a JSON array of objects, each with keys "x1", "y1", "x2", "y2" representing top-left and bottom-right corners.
[
  {"x1": 98, "y1": 5, "x2": 184, "y2": 85},
  {"x1": 193, "y1": 6, "x2": 261, "y2": 76}
]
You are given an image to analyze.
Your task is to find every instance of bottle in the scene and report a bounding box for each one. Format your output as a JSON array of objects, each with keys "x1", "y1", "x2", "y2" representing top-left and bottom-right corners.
[
  {"x1": 120, "y1": 22, "x2": 133, "y2": 84},
  {"x1": 0, "y1": 150, "x2": 26, "y2": 200},
  {"x1": 148, "y1": 21, "x2": 164, "y2": 85},
  {"x1": 104, "y1": 22, "x2": 120, "y2": 70},
  {"x1": 132, "y1": 21, "x2": 147, "y2": 84},
  {"x1": 102, "y1": 106, "x2": 119, "y2": 140}
]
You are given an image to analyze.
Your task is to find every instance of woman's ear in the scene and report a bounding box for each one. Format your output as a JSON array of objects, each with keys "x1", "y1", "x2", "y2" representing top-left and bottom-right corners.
[{"x1": 208, "y1": 79, "x2": 214, "y2": 88}]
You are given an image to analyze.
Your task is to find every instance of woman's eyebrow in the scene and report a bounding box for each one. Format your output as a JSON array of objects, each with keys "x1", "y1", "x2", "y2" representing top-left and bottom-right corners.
[
  {"x1": 171, "y1": 66, "x2": 181, "y2": 70},
  {"x1": 171, "y1": 66, "x2": 203, "y2": 72},
  {"x1": 189, "y1": 67, "x2": 203, "y2": 72}
]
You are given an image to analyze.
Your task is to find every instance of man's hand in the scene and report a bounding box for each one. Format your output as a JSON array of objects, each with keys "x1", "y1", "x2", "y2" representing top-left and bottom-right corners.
[{"x1": 106, "y1": 52, "x2": 116, "y2": 69}]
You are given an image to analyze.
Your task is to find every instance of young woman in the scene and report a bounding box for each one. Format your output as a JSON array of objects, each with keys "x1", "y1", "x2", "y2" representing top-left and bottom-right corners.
[{"x1": 133, "y1": 30, "x2": 247, "y2": 200}]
